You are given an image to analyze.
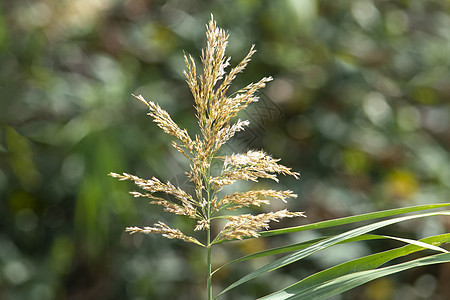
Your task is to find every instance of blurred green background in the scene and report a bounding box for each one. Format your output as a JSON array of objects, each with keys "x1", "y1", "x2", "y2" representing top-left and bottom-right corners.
[{"x1": 1, "y1": 0, "x2": 449, "y2": 299}]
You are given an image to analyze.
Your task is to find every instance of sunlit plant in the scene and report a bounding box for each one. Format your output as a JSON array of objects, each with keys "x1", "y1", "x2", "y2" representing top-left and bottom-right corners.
[{"x1": 111, "y1": 15, "x2": 450, "y2": 300}]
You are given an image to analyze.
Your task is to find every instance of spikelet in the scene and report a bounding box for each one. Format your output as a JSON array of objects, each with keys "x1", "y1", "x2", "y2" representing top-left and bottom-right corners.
[
  {"x1": 219, "y1": 210, "x2": 306, "y2": 240},
  {"x1": 210, "y1": 150, "x2": 300, "y2": 188},
  {"x1": 126, "y1": 222, "x2": 204, "y2": 247},
  {"x1": 216, "y1": 189, "x2": 297, "y2": 210},
  {"x1": 109, "y1": 172, "x2": 198, "y2": 218}
]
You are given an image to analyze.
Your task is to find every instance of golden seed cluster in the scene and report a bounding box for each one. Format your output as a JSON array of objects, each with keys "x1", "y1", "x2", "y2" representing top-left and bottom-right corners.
[{"x1": 110, "y1": 15, "x2": 305, "y2": 246}]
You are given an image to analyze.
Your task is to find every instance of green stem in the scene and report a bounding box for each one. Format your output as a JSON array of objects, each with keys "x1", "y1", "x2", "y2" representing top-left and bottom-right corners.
[
  {"x1": 205, "y1": 158, "x2": 213, "y2": 300},
  {"x1": 207, "y1": 228, "x2": 212, "y2": 300}
]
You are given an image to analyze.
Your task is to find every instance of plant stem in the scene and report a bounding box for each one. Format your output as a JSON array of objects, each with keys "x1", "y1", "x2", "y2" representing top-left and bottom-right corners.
[
  {"x1": 205, "y1": 159, "x2": 213, "y2": 300},
  {"x1": 207, "y1": 228, "x2": 212, "y2": 300}
]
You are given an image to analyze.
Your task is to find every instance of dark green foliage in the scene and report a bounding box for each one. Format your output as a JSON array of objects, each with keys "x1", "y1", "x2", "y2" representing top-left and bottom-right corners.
[{"x1": 1, "y1": 1, "x2": 449, "y2": 299}]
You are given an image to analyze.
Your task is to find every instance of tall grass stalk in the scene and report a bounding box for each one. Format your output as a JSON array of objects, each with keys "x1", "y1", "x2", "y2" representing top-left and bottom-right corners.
[
  {"x1": 110, "y1": 15, "x2": 450, "y2": 299},
  {"x1": 110, "y1": 15, "x2": 304, "y2": 298}
]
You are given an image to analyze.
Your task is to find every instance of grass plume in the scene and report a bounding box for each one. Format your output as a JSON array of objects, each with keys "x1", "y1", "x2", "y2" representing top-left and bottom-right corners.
[{"x1": 110, "y1": 14, "x2": 305, "y2": 299}]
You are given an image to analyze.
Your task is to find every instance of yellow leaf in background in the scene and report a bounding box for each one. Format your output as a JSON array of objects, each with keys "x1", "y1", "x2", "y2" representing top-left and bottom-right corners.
[{"x1": 385, "y1": 169, "x2": 418, "y2": 199}]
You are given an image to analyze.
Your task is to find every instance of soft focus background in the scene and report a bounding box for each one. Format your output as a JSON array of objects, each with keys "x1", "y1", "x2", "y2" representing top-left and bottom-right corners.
[{"x1": 1, "y1": 1, "x2": 450, "y2": 299}]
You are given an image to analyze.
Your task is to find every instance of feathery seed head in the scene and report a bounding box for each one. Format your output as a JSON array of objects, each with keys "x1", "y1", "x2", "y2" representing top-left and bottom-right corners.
[
  {"x1": 126, "y1": 222, "x2": 204, "y2": 247},
  {"x1": 220, "y1": 210, "x2": 306, "y2": 240},
  {"x1": 110, "y1": 15, "x2": 304, "y2": 247}
]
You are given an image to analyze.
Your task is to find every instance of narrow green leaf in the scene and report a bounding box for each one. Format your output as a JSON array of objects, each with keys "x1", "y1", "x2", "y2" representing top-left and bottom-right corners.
[
  {"x1": 213, "y1": 237, "x2": 326, "y2": 276},
  {"x1": 260, "y1": 233, "x2": 450, "y2": 299},
  {"x1": 214, "y1": 233, "x2": 447, "y2": 277},
  {"x1": 259, "y1": 203, "x2": 450, "y2": 238},
  {"x1": 213, "y1": 234, "x2": 384, "y2": 276},
  {"x1": 215, "y1": 210, "x2": 450, "y2": 298},
  {"x1": 379, "y1": 235, "x2": 448, "y2": 253},
  {"x1": 285, "y1": 252, "x2": 450, "y2": 300}
]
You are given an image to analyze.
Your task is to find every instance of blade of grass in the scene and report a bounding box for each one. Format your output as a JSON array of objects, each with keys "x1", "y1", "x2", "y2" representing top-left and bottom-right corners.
[
  {"x1": 213, "y1": 232, "x2": 447, "y2": 277},
  {"x1": 259, "y1": 203, "x2": 450, "y2": 238},
  {"x1": 378, "y1": 235, "x2": 448, "y2": 253},
  {"x1": 260, "y1": 233, "x2": 450, "y2": 299},
  {"x1": 215, "y1": 210, "x2": 450, "y2": 298},
  {"x1": 213, "y1": 234, "x2": 384, "y2": 276},
  {"x1": 284, "y1": 252, "x2": 450, "y2": 300}
]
